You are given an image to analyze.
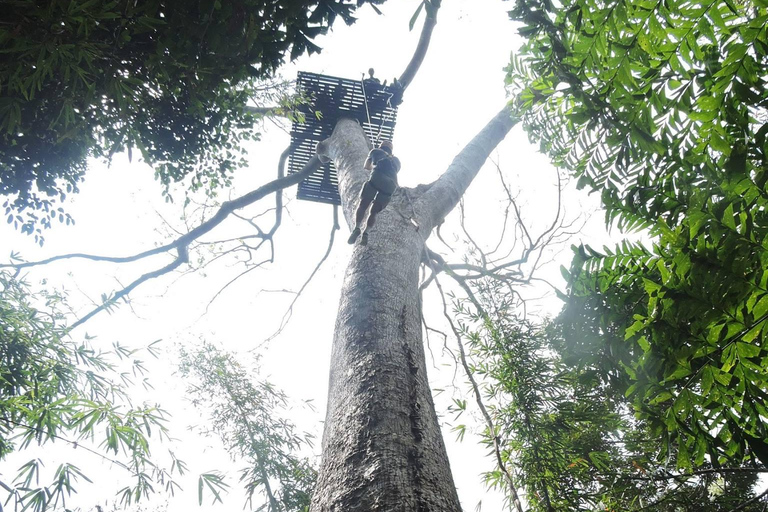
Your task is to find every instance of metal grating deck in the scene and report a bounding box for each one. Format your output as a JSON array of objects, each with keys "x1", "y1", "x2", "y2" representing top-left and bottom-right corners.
[{"x1": 288, "y1": 71, "x2": 401, "y2": 205}]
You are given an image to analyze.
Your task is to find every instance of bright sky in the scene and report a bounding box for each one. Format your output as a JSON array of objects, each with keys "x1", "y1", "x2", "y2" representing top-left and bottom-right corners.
[{"x1": 0, "y1": 2, "x2": 613, "y2": 511}]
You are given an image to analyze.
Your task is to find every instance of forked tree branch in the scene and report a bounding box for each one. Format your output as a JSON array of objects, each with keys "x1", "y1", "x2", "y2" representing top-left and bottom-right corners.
[{"x1": 35, "y1": 155, "x2": 321, "y2": 331}]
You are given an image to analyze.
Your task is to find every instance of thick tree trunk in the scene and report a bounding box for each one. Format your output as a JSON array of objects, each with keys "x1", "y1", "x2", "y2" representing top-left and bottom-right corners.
[{"x1": 312, "y1": 110, "x2": 516, "y2": 511}]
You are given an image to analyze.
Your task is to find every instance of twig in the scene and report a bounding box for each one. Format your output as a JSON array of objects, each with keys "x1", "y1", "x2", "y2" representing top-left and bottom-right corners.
[
  {"x1": 262, "y1": 205, "x2": 340, "y2": 344},
  {"x1": 421, "y1": 312, "x2": 439, "y2": 370},
  {"x1": 459, "y1": 198, "x2": 487, "y2": 267},
  {"x1": 203, "y1": 258, "x2": 272, "y2": 316},
  {"x1": 0, "y1": 418, "x2": 132, "y2": 472},
  {"x1": 486, "y1": 156, "x2": 517, "y2": 260},
  {"x1": 626, "y1": 467, "x2": 768, "y2": 482},
  {"x1": 243, "y1": 105, "x2": 285, "y2": 117},
  {"x1": 69, "y1": 249, "x2": 189, "y2": 331},
  {"x1": 434, "y1": 277, "x2": 460, "y2": 386}
]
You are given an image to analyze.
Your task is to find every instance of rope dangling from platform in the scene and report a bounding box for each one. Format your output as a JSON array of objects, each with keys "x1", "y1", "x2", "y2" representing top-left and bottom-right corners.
[
  {"x1": 360, "y1": 74, "x2": 375, "y2": 144},
  {"x1": 360, "y1": 73, "x2": 397, "y2": 147}
]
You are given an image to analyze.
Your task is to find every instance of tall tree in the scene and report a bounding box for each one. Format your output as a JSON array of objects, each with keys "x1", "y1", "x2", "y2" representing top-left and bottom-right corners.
[
  {"x1": 308, "y1": 107, "x2": 516, "y2": 510},
  {"x1": 178, "y1": 343, "x2": 316, "y2": 511}
]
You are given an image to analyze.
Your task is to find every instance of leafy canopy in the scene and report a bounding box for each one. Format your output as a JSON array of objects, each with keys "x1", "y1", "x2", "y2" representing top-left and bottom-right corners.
[
  {"x1": 0, "y1": 0, "x2": 385, "y2": 239},
  {"x1": 178, "y1": 342, "x2": 316, "y2": 511},
  {"x1": 0, "y1": 270, "x2": 176, "y2": 512},
  {"x1": 456, "y1": 277, "x2": 765, "y2": 511},
  {"x1": 507, "y1": 0, "x2": 768, "y2": 479}
]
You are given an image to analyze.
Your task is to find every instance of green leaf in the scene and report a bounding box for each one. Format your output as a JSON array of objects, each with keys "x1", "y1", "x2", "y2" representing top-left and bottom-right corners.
[
  {"x1": 409, "y1": 2, "x2": 425, "y2": 31},
  {"x1": 649, "y1": 390, "x2": 674, "y2": 405},
  {"x1": 721, "y1": 202, "x2": 737, "y2": 230},
  {"x1": 736, "y1": 342, "x2": 761, "y2": 359},
  {"x1": 677, "y1": 440, "x2": 691, "y2": 470},
  {"x1": 752, "y1": 294, "x2": 768, "y2": 319}
]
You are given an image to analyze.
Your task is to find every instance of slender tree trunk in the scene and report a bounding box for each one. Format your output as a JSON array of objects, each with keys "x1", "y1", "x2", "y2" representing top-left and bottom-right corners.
[{"x1": 312, "y1": 109, "x2": 516, "y2": 511}]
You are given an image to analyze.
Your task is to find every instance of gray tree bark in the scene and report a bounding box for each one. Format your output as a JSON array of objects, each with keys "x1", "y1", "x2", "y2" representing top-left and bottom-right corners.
[{"x1": 311, "y1": 107, "x2": 516, "y2": 512}]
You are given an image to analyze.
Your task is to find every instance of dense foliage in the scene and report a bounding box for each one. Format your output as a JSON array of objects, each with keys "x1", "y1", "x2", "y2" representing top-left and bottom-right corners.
[
  {"x1": 178, "y1": 343, "x2": 316, "y2": 512},
  {"x1": 0, "y1": 0, "x2": 385, "y2": 239},
  {"x1": 505, "y1": 0, "x2": 768, "y2": 504},
  {"x1": 0, "y1": 270, "x2": 176, "y2": 512},
  {"x1": 457, "y1": 278, "x2": 766, "y2": 511}
]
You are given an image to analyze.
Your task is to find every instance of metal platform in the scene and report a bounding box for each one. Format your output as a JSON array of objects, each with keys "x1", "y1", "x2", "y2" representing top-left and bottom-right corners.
[{"x1": 288, "y1": 71, "x2": 401, "y2": 205}]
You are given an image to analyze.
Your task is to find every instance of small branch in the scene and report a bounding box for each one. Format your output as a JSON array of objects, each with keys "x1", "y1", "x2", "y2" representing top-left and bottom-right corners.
[
  {"x1": 191, "y1": 150, "x2": 292, "y2": 302},
  {"x1": 486, "y1": 157, "x2": 519, "y2": 259},
  {"x1": 271, "y1": 148, "x2": 290, "y2": 237},
  {"x1": 203, "y1": 256, "x2": 273, "y2": 316},
  {"x1": 398, "y1": 0, "x2": 441, "y2": 91},
  {"x1": 625, "y1": 467, "x2": 768, "y2": 482},
  {"x1": 433, "y1": 276, "x2": 525, "y2": 512},
  {"x1": 459, "y1": 198, "x2": 487, "y2": 267},
  {"x1": 243, "y1": 105, "x2": 286, "y2": 118},
  {"x1": 263, "y1": 205, "x2": 340, "y2": 344},
  {"x1": 636, "y1": 473, "x2": 768, "y2": 512},
  {"x1": 419, "y1": 246, "x2": 445, "y2": 290},
  {"x1": 420, "y1": 312, "x2": 439, "y2": 370},
  {"x1": 68, "y1": 249, "x2": 189, "y2": 331},
  {"x1": 0, "y1": 418, "x2": 132, "y2": 472},
  {"x1": 729, "y1": 486, "x2": 768, "y2": 512}
]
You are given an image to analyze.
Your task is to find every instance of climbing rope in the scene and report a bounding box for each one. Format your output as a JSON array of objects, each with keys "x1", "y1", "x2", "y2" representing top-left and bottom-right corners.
[
  {"x1": 374, "y1": 92, "x2": 396, "y2": 145},
  {"x1": 360, "y1": 75, "x2": 374, "y2": 143},
  {"x1": 360, "y1": 74, "x2": 396, "y2": 147}
]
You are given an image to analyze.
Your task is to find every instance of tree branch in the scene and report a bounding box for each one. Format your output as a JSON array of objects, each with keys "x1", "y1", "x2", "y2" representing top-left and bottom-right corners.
[
  {"x1": 68, "y1": 249, "x2": 189, "y2": 331},
  {"x1": 5, "y1": 156, "x2": 320, "y2": 272},
  {"x1": 264, "y1": 205, "x2": 340, "y2": 344},
  {"x1": 415, "y1": 105, "x2": 518, "y2": 231},
  {"x1": 243, "y1": 105, "x2": 286, "y2": 117},
  {"x1": 729, "y1": 486, "x2": 768, "y2": 512},
  {"x1": 624, "y1": 466, "x2": 768, "y2": 482},
  {"x1": 398, "y1": 0, "x2": 441, "y2": 91},
  {"x1": 22, "y1": 155, "x2": 321, "y2": 331}
]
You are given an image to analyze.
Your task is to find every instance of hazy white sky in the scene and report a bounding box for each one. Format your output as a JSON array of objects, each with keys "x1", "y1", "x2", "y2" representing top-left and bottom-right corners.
[{"x1": 0, "y1": 2, "x2": 612, "y2": 511}]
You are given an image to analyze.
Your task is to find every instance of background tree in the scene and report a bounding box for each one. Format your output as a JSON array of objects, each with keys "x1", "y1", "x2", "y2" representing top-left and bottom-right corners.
[
  {"x1": 178, "y1": 342, "x2": 316, "y2": 512},
  {"x1": 504, "y1": 0, "x2": 768, "y2": 506},
  {"x1": 452, "y1": 274, "x2": 767, "y2": 511},
  {"x1": 0, "y1": 269, "x2": 176, "y2": 511}
]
